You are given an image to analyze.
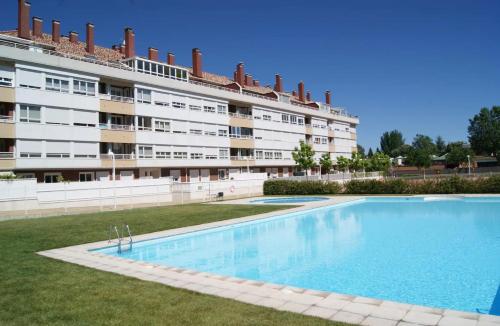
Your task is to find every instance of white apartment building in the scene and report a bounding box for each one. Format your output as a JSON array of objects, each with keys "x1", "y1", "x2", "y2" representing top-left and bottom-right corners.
[{"x1": 0, "y1": 1, "x2": 358, "y2": 183}]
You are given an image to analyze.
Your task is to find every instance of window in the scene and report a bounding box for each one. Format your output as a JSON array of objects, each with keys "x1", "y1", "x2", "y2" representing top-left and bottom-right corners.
[
  {"x1": 138, "y1": 146, "x2": 153, "y2": 159},
  {"x1": 321, "y1": 137, "x2": 328, "y2": 144},
  {"x1": 219, "y1": 149, "x2": 229, "y2": 159},
  {"x1": 73, "y1": 80, "x2": 95, "y2": 96},
  {"x1": 203, "y1": 106, "x2": 215, "y2": 113},
  {"x1": 79, "y1": 172, "x2": 94, "y2": 182},
  {"x1": 298, "y1": 117, "x2": 304, "y2": 125},
  {"x1": 137, "y1": 116, "x2": 152, "y2": 131},
  {"x1": 218, "y1": 129, "x2": 228, "y2": 137},
  {"x1": 274, "y1": 152, "x2": 283, "y2": 159},
  {"x1": 264, "y1": 151, "x2": 273, "y2": 159},
  {"x1": 205, "y1": 154, "x2": 217, "y2": 159},
  {"x1": 154, "y1": 119, "x2": 170, "y2": 132},
  {"x1": 137, "y1": 88, "x2": 152, "y2": 103},
  {"x1": 204, "y1": 131, "x2": 216, "y2": 136},
  {"x1": 20, "y1": 152, "x2": 41, "y2": 158},
  {"x1": 45, "y1": 77, "x2": 69, "y2": 93},
  {"x1": 290, "y1": 115, "x2": 297, "y2": 124},
  {"x1": 314, "y1": 137, "x2": 321, "y2": 144},
  {"x1": 189, "y1": 105, "x2": 201, "y2": 111},
  {"x1": 173, "y1": 152, "x2": 187, "y2": 159},
  {"x1": 190, "y1": 129, "x2": 202, "y2": 135},
  {"x1": 156, "y1": 151, "x2": 171, "y2": 159},
  {"x1": 74, "y1": 154, "x2": 97, "y2": 158},
  {"x1": 282, "y1": 114, "x2": 289, "y2": 123},
  {"x1": 44, "y1": 173, "x2": 61, "y2": 183},
  {"x1": 0, "y1": 77, "x2": 12, "y2": 87},
  {"x1": 154, "y1": 101, "x2": 169, "y2": 107},
  {"x1": 263, "y1": 114, "x2": 271, "y2": 121},
  {"x1": 217, "y1": 105, "x2": 226, "y2": 114},
  {"x1": 253, "y1": 115, "x2": 261, "y2": 120},
  {"x1": 190, "y1": 153, "x2": 203, "y2": 159},
  {"x1": 46, "y1": 153, "x2": 70, "y2": 158},
  {"x1": 19, "y1": 105, "x2": 41, "y2": 123},
  {"x1": 256, "y1": 150, "x2": 263, "y2": 159},
  {"x1": 218, "y1": 169, "x2": 227, "y2": 180},
  {"x1": 172, "y1": 102, "x2": 186, "y2": 109}
]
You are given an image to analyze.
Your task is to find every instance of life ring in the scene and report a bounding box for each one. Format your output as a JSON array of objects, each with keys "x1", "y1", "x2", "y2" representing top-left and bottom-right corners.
[{"x1": 229, "y1": 185, "x2": 235, "y2": 193}]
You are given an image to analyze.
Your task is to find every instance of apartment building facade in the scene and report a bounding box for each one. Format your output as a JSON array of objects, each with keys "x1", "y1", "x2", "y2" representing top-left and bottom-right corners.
[{"x1": 0, "y1": 0, "x2": 359, "y2": 183}]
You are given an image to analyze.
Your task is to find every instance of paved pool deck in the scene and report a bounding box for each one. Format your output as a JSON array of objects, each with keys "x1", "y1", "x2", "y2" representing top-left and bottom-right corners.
[{"x1": 38, "y1": 195, "x2": 500, "y2": 326}]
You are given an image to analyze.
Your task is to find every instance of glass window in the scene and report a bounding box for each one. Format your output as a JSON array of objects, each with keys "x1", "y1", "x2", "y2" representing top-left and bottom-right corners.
[
  {"x1": 79, "y1": 172, "x2": 94, "y2": 182},
  {"x1": 218, "y1": 129, "x2": 228, "y2": 137},
  {"x1": 290, "y1": 116, "x2": 297, "y2": 124},
  {"x1": 190, "y1": 129, "x2": 202, "y2": 135},
  {"x1": 189, "y1": 105, "x2": 201, "y2": 111},
  {"x1": 256, "y1": 151, "x2": 263, "y2": 159},
  {"x1": 263, "y1": 114, "x2": 271, "y2": 121},
  {"x1": 154, "y1": 119, "x2": 170, "y2": 132},
  {"x1": 173, "y1": 152, "x2": 187, "y2": 159},
  {"x1": 137, "y1": 88, "x2": 152, "y2": 104},
  {"x1": 138, "y1": 146, "x2": 153, "y2": 158},
  {"x1": 172, "y1": 102, "x2": 186, "y2": 109},
  {"x1": 203, "y1": 106, "x2": 215, "y2": 113},
  {"x1": 46, "y1": 77, "x2": 69, "y2": 93},
  {"x1": 44, "y1": 173, "x2": 61, "y2": 183},
  {"x1": 156, "y1": 151, "x2": 171, "y2": 159},
  {"x1": 217, "y1": 105, "x2": 226, "y2": 114},
  {"x1": 219, "y1": 149, "x2": 228, "y2": 159},
  {"x1": 73, "y1": 80, "x2": 96, "y2": 96},
  {"x1": 19, "y1": 105, "x2": 41, "y2": 123},
  {"x1": 190, "y1": 153, "x2": 203, "y2": 159},
  {"x1": 282, "y1": 114, "x2": 289, "y2": 123}
]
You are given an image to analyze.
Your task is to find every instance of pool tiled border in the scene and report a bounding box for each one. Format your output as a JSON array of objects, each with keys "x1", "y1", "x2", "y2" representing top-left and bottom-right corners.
[{"x1": 38, "y1": 195, "x2": 500, "y2": 326}]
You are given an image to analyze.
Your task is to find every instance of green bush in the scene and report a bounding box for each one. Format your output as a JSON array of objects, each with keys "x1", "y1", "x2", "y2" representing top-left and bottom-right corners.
[{"x1": 263, "y1": 180, "x2": 342, "y2": 195}]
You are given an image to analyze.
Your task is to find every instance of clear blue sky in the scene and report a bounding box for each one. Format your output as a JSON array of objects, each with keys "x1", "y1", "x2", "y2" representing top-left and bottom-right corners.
[{"x1": 2, "y1": 0, "x2": 499, "y2": 151}]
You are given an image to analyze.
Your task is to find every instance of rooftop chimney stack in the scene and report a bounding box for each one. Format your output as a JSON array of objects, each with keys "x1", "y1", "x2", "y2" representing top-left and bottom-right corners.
[
  {"x1": 124, "y1": 28, "x2": 135, "y2": 58},
  {"x1": 148, "y1": 47, "x2": 158, "y2": 61},
  {"x1": 167, "y1": 52, "x2": 175, "y2": 65},
  {"x1": 274, "y1": 74, "x2": 283, "y2": 92},
  {"x1": 292, "y1": 90, "x2": 297, "y2": 96},
  {"x1": 52, "y1": 20, "x2": 60, "y2": 43},
  {"x1": 236, "y1": 63, "x2": 245, "y2": 86},
  {"x1": 306, "y1": 91, "x2": 311, "y2": 101},
  {"x1": 298, "y1": 82, "x2": 305, "y2": 102},
  {"x1": 18, "y1": 0, "x2": 31, "y2": 39},
  {"x1": 245, "y1": 74, "x2": 253, "y2": 87},
  {"x1": 253, "y1": 80, "x2": 260, "y2": 87},
  {"x1": 325, "y1": 91, "x2": 331, "y2": 105},
  {"x1": 32, "y1": 17, "x2": 43, "y2": 38},
  {"x1": 192, "y1": 48, "x2": 203, "y2": 78},
  {"x1": 86, "y1": 23, "x2": 94, "y2": 54},
  {"x1": 69, "y1": 31, "x2": 78, "y2": 43}
]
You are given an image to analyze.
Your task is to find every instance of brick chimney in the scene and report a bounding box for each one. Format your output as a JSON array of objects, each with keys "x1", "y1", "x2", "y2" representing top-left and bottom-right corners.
[
  {"x1": 69, "y1": 31, "x2": 78, "y2": 43},
  {"x1": 192, "y1": 48, "x2": 203, "y2": 78},
  {"x1": 244, "y1": 74, "x2": 253, "y2": 87},
  {"x1": 86, "y1": 23, "x2": 94, "y2": 54},
  {"x1": 32, "y1": 17, "x2": 43, "y2": 38},
  {"x1": 52, "y1": 20, "x2": 60, "y2": 43},
  {"x1": 120, "y1": 44, "x2": 125, "y2": 54},
  {"x1": 18, "y1": 0, "x2": 30, "y2": 39},
  {"x1": 325, "y1": 91, "x2": 331, "y2": 105},
  {"x1": 274, "y1": 74, "x2": 283, "y2": 92},
  {"x1": 124, "y1": 28, "x2": 135, "y2": 58},
  {"x1": 292, "y1": 90, "x2": 297, "y2": 97},
  {"x1": 236, "y1": 63, "x2": 244, "y2": 86},
  {"x1": 148, "y1": 47, "x2": 158, "y2": 61},
  {"x1": 306, "y1": 91, "x2": 311, "y2": 101},
  {"x1": 167, "y1": 52, "x2": 175, "y2": 65},
  {"x1": 253, "y1": 80, "x2": 260, "y2": 87},
  {"x1": 298, "y1": 82, "x2": 305, "y2": 102}
]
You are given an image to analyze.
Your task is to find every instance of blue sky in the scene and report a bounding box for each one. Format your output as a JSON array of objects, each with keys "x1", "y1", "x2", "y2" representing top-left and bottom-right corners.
[{"x1": 1, "y1": 0, "x2": 499, "y2": 151}]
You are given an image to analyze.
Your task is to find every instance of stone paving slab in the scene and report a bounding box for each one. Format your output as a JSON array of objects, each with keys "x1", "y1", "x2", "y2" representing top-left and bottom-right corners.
[{"x1": 37, "y1": 196, "x2": 500, "y2": 326}]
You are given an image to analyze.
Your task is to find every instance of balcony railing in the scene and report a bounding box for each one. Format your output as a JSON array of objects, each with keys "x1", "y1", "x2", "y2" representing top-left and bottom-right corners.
[
  {"x1": 100, "y1": 154, "x2": 135, "y2": 160},
  {"x1": 228, "y1": 112, "x2": 252, "y2": 119},
  {"x1": 99, "y1": 94, "x2": 134, "y2": 103},
  {"x1": 0, "y1": 152, "x2": 14, "y2": 159},
  {"x1": 0, "y1": 115, "x2": 14, "y2": 123},
  {"x1": 189, "y1": 79, "x2": 240, "y2": 93},
  {"x1": 99, "y1": 123, "x2": 135, "y2": 131},
  {"x1": 241, "y1": 90, "x2": 278, "y2": 102},
  {"x1": 229, "y1": 134, "x2": 254, "y2": 139},
  {"x1": 230, "y1": 155, "x2": 254, "y2": 160}
]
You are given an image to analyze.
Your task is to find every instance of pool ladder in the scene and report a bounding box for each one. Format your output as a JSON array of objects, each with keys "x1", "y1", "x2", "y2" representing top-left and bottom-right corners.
[{"x1": 108, "y1": 224, "x2": 133, "y2": 254}]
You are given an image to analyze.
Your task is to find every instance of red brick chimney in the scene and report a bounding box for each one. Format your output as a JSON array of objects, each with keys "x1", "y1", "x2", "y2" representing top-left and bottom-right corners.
[
  {"x1": 167, "y1": 52, "x2": 175, "y2": 65},
  {"x1": 253, "y1": 80, "x2": 260, "y2": 87},
  {"x1": 244, "y1": 74, "x2": 253, "y2": 87},
  {"x1": 325, "y1": 91, "x2": 331, "y2": 105},
  {"x1": 236, "y1": 63, "x2": 244, "y2": 86},
  {"x1": 274, "y1": 74, "x2": 283, "y2": 92},
  {"x1": 86, "y1": 23, "x2": 94, "y2": 54},
  {"x1": 124, "y1": 28, "x2": 135, "y2": 58},
  {"x1": 32, "y1": 17, "x2": 42, "y2": 38},
  {"x1": 192, "y1": 48, "x2": 203, "y2": 78},
  {"x1": 69, "y1": 31, "x2": 78, "y2": 43},
  {"x1": 18, "y1": 0, "x2": 30, "y2": 39},
  {"x1": 292, "y1": 90, "x2": 297, "y2": 97},
  {"x1": 120, "y1": 44, "x2": 125, "y2": 54},
  {"x1": 306, "y1": 91, "x2": 311, "y2": 101},
  {"x1": 298, "y1": 82, "x2": 305, "y2": 102},
  {"x1": 148, "y1": 47, "x2": 158, "y2": 61},
  {"x1": 52, "y1": 20, "x2": 60, "y2": 43}
]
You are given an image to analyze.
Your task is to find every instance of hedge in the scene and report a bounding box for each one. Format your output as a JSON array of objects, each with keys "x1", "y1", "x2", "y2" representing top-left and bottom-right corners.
[{"x1": 263, "y1": 175, "x2": 500, "y2": 195}]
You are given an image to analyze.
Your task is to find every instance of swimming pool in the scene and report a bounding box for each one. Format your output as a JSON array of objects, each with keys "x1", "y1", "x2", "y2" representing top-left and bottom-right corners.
[
  {"x1": 250, "y1": 196, "x2": 329, "y2": 204},
  {"x1": 96, "y1": 197, "x2": 500, "y2": 315}
]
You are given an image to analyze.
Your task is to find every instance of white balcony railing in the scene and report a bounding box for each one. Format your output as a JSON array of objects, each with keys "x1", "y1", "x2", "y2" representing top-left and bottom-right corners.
[
  {"x1": 228, "y1": 112, "x2": 252, "y2": 119},
  {"x1": 0, "y1": 115, "x2": 14, "y2": 123},
  {"x1": 230, "y1": 155, "x2": 254, "y2": 161},
  {"x1": 229, "y1": 134, "x2": 254, "y2": 139},
  {"x1": 100, "y1": 154, "x2": 135, "y2": 160},
  {"x1": 99, "y1": 123, "x2": 135, "y2": 131},
  {"x1": 0, "y1": 152, "x2": 14, "y2": 159},
  {"x1": 99, "y1": 94, "x2": 134, "y2": 103}
]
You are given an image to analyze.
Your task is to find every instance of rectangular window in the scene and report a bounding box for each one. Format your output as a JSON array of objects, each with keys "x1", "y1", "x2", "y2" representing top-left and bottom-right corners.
[
  {"x1": 137, "y1": 88, "x2": 152, "y2": 103},
  {"x1": 154, "y1": 119, "x2": 170, "y2": 132},
  {"x1": 204, "y1": 131, "x2": 216, "y2": 136},
  {"x1": 282, "y1": 114, "x2": 289, "y2": 123},
  {"x1": 172, "y1": 102, "x2": 186, "y2": 109},
  {"x1": 190, "y1": 153, "x2": 203, "y2": 160},
  {"x1": 189, "y1": 105, "x2": 201, "y2": 111},
  {"x1": 138, "y1": 146, "x2": 153, "y2": 159},
  {"x1": 321, "y1": 137, "x2": 327, "y2": 144},
  {"x1": 137, "y1": 116, "x2": 152, "y2": 131},
  {"x1": 274, "y1": 152, "x2": 283, "y2": 159},
  {"x1": 19, "y1": 105, "x2": 41, "y2": 123},
  {"x1": 0, "y1": 77, "x2": 13, "y2": 87},
  {"x1": 79, "y1": 172, "x2": 94, "y2": 182},
  {"x1": 314, "y1": 137, "x2": 321, "y2": 144},
  {"x1": 73, "y1": 80, "x2": 95, "y2": 96},
  {"x1": 263, "y1": 114, "x2": 271, "y2": 121},
  {"x1": 173, "y1": 152, "x2": 187, "y2": 159},
  {"x1": 218, "y1": 129, "x2": 228, "y2": 137},
  {"x1": 46, "y1": 153, "x2": 70, "y2": 158},
  {"x1": 290, "y1": 115, "x2": 297, "y2": 124},
  {"x1": 154, "y1": 101, "x2": 169, "y2": 107},
  {"x1": 20, "y1": 152, "x2": 42, "y2": 158},
  {"x1": 219, "y1": 149, "x2": 229, "y2": 159},
  {"x1": 205, "y1": 154, "x2": 217, "y2": 160},
  {"x1": 256, "y1": 150, "x2": 263, "y2": 159},
  {"x1": 203, "y1": 106, "x2": 216, "y2": 113},
  {"x1": 46, "y1": 77, "x2": 69, "y2": 93},
  {"x1": 264, "y1": 151, "x2": 273, "y2": 159},
  {"x1": 156, "y1": 151, "x2": 171, "y2": 159},
  {"x1": 217, "y1": 105, "x2": 226, "y2": 114},
  {"x1": 44, "y1": 173, "x2": 61, "y2": 183},
  {"x1": 298, "y1": 117, "x2": 304, "y2": 125},
  {"x1": 190, "y1": 129, "x2": 202, "y2": 135}
]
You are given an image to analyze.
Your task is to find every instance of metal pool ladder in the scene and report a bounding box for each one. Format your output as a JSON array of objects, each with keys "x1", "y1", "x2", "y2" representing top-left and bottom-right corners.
[{"x1": 108, "y1": 224, "x2": 133, "y2": 253}]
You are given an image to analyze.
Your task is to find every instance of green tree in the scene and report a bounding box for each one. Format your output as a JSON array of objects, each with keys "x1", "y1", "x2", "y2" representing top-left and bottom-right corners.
[
  {"x1": 367, "y1": 148, "x2": 374, "y2": 157},
  {"x1": 468, "y1": 106, "x2": 500, "y2": 158},
  {"x1": 380, "y1": 130, "x2": 405, "y2": 157},
  {"x1": 291, "y1": 141, "x2": 316, "y2": 177},
  {"x1": 368, "y1": 152, "x2": 391, "y2": 173},
  {"x1": 336, "y1": 156, "x2": 350, "y2": 173},
  {"x1": 356, "y1": 144, "x2": 366, "y2": 157},
  {"x1": 435, "y1": 136, "x2": 447, "y2": 156},
  {"x1": 398, "y1": 144, "x2": 413, "y2": 157},
  {"x1": 406, "y1": 146, "x2": 432, "y2": 178},
  {"x1": 349, "y1": 152, "x2": 365, "y2": 172},
  {"x1": 412, "y1": 134, "x2": 437, "y2": 155},
  {"x1": 319, "y1": 152, "x2": 333, "y2": 175},
  {"x1": 445, "y1": 142, "x2": 473, "y2": 168}
]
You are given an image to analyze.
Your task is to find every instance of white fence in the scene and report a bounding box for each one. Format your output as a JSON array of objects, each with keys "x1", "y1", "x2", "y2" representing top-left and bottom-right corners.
[{"x1": 280, "y1": 171, "x2": 383, "y2": 183}]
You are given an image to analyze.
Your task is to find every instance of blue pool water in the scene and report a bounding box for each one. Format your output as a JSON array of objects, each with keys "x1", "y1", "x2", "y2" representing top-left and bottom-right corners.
[
  {"x1": 96, "y1": 197, "x2": 500, "y2": 314},
  {"x1": 251, "y1": 196, "x2": 329, "y2": 204}
]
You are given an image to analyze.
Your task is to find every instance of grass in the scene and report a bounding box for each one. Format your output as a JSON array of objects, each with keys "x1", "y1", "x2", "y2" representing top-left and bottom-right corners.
[{"x1": 0, "y1": 204, "x2": 348, "y2": 325}]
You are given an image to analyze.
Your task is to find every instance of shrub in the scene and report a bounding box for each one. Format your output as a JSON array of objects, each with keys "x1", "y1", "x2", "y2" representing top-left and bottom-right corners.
[{"x1": 263, "y1": 180, "x2": 342, "y2": 195}]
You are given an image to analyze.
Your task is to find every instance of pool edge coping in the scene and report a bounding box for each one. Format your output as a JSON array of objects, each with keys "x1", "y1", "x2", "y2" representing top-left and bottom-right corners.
[{"x1": 38, "y1": 194, "x2": 500, "y2": 326}]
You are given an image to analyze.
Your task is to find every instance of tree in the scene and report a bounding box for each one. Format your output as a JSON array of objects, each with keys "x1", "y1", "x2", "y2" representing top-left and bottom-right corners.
[
  {"x1": 368, "y1": 152, "x2": 391, "y2": 173},
  {"x1": 292, "y1": 141, "x2": 316, "y2": 177},
  {"x1": 356, "y1": 144, "x2": 366, "y2": 157},
  {"x1": 445, "y1": 142, "x2": 473, "y2": 169},
  {"x1": 468, "y1": 106, "x2": 500, "y2": 158},
  {"x1": 406, "y1": 146, "x2": 432, "y2": 178},
  {"x1": 380, "y1": 130, "x2": 405, "y2": 157},
  {"x1": 435, "y1": 136, "x2": 447, "y2": 156},
  {"x1": 349, "y1": 152, "x2": 365, "y2": 172},
  {"x1": 367, "y1": 148, "x2": 374, "y2": 157},
  {"x1": 412, "y1": 134, "x2": 437, "y2": 155},
  {"x1": 336, "y1": 156, "x2": 350, "y2": 173},
  {"x1": 319, "y1": 153, "x2": 333, "y2": 176}
]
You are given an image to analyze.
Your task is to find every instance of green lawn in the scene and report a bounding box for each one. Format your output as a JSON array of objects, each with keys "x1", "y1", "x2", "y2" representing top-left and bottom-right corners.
[{"x1": 0, "y1": 204, "x2": 348, "y2": 325}]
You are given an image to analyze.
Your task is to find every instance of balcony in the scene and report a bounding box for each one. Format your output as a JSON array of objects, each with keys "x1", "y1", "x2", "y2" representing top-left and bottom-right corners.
[
  {"x1": 0, "y1": 118, "x2": 15, "y2": 138},
  {"x1": 99, "y1": 94, "x2": 134, "y2": 103},
  {"x1": 0, "y1": 151, "x2": 14, "y2": 159},
  {"x1": 230, "y1": 155, "x2": 255, "y2": 167},
  {"x1": 100, "y1": 98, "x2": 134, "y2": 115},
  {"x1": 0, "y1": 86, "x2": 15, "y2": 103},
  {"x1": 100, "y1": 124, "x2": 136, "y2": 143},
  {"x1": 100, "y1": 153, "x2": 136, "y2": 168},
  {"x1": 229, "y1": 135, "x2": 255, "y2": 148},
  {"x1": 305, "y1": 124, "x2": 313, "y2": 135},
  {"x1": 229, "y1": 112, "x2": 253, "y2": 128}
]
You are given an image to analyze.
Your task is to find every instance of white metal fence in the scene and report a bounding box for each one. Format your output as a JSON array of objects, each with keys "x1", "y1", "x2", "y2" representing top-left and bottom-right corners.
[{"x1": 279, "y1": 171, "x2": 383, "y2": 182}]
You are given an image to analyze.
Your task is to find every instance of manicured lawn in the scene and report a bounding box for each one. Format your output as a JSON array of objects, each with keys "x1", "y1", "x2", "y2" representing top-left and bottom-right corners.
[{"x1": 0, "y1": 204, "x2": 348, "y2": 325}]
